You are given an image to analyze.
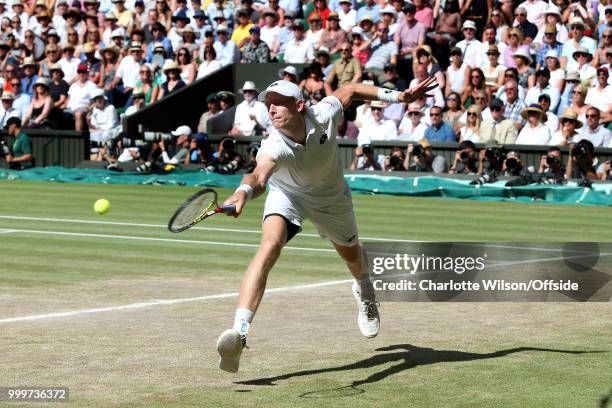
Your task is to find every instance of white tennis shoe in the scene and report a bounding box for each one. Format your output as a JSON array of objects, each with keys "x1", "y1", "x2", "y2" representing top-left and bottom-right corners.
[
  {"x1": 217, "y1": 329, "x2": 246, "y2": 373},
  {"x1": 352, "y1": 281, "x2": 380, "y2": 338}
]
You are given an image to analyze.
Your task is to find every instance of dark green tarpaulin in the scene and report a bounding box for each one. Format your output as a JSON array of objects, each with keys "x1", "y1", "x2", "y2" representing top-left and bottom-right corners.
[{"x1": 1, "y1": 167, "x2": 611, "y2": 206}]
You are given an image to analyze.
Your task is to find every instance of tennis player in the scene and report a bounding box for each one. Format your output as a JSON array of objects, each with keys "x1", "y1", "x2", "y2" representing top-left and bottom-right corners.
[{"x1": 217, "y1": 77, "x2": 437, "y2": 373}]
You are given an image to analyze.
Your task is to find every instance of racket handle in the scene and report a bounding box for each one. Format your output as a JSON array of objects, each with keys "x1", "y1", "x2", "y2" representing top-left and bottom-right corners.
[{"x1": 220, "y1": 204, "x2": 236, "y2": 213}]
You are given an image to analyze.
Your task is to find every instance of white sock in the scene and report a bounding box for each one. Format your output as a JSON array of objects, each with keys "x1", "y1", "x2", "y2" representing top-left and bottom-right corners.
[{"x1": 233, "y1": 308, "x2": 254, "y2": 336}]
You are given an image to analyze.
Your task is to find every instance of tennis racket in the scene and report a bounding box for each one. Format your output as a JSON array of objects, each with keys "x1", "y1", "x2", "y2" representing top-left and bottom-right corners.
[{"x1": 168, "y1": 188, "x2": 236, "y2": 233}]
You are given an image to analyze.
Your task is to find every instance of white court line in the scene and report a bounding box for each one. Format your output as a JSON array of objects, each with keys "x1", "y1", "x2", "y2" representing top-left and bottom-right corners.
[
  {"x1": 2, "y1": 228, "x2": 337, "y2": 253},
  {"x1": 0, "y1": 229, "x2": 16, "y2": 234},
  {"x1": 0, "y1": 215, "x2": 423, "y2": 243},
  {"x1": 0, "y1": 278, "x2": 353, "y2": 324}
]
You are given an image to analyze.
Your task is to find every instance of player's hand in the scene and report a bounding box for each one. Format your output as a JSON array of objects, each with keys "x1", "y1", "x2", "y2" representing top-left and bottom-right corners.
[
  {"x1": 401, "y1": 77, "x2": 438, "y2": 104},
  {"x1": 224, "y1": 192, "x2": 247, "y2": 217}
]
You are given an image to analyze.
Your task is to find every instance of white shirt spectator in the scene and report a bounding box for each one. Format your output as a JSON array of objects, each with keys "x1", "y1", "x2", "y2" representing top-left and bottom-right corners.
[
  {"x1": 397, "y1": 117, "x2": 427, "y2": 141},
  {"x1": 233, "y1": 99, "x2": 271, "y2": 136},
  {"x1": 115, "y1": 55, "x2": 142, "y2": 88},
  {"x1": 459, "y1": 126, "x2": 481, "y2": 142},
  {"x1": 409, "y1": 78, "x2": 445, "y2": 108},
  {"x1": 67, "y1": 80, "x2": 98, "y2": 112},
  {"x1": 12, "y1": 93, "x2": 31, "y2": 118},
  {"x1": 338, "y1": 8, "x2": 357, "y2": 32},
  {"x1": 496, "y1": 84, "x2": 526, "y2": 102},
  {"x1": 455, "y1": 38, "x2": 484, "y2": 68},
  {"x1": 354, "y1": 102, "x2": 373, "y2": 128},
  {"x1": 516, "y1": 123, "x2": 551, "y2": 144},
  {"x1": 0, "y1": 105, "x2": 21, "y2": 127},
  {"x1": 261, "y1": 25, "x2": 280, "y2": 51},
  {"x1": 358, "y1": 117, "x2": 398, "y2": 141},
  {"x1": 213, "y1": 39, "x2": 240, "y2": 66},
  {"x1": 577, "y1": 125, "x2": 612, "y2": 147},
  {"x1": 58, "y1": 56, "x2": 80, "y2": 83},
  {"x1": 525, "y1": 84, "x2": 560, "y2": 111},
  {"x1": 197, "y1": 60, "x2": 222, "y2": 79},
  {"x1": 585, "y1": 85, "x2": 612, "y2": 113},
  {"x1": 517, "y1": 0, "x2": 548, "y2": 28},
  {"x1": 90, "y1": 104, "x2": 119, "y2": 143},
  {"x1": 458, "y1": 108, "x2": 492, "y2": 125},
  {"x1": 284, "y1": 37, "x2": 315, "y2": 63},
  {"x1": 545, "y1": 111, "x2": 559, "y2": 135}
]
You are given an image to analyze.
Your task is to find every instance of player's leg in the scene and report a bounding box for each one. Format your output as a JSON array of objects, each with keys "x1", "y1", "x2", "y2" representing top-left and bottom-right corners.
[{"x1": 217, "y1": 216, "x2": 289, "y2": 373}]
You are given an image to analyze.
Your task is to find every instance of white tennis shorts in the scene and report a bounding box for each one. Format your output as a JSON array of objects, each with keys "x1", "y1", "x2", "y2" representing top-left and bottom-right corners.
[{"x1": 263, "y1": 184, "x2": 359, "y2": 247}]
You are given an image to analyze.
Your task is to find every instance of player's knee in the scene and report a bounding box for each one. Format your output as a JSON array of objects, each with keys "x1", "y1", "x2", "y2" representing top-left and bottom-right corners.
[
  {"x1": 337, "y1": 244, "x2": 361, "y2": 264},
  {"x1": 259, "y1": 238, "x2": 284, "y2": 258}
]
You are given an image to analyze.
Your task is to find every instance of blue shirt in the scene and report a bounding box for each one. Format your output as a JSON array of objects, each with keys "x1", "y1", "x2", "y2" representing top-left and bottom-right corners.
[
  {"x1": 21, "y1": 75, "x2": 39, "y2": 97},
  {"x1": 535, "y1": 42, "x2": 563, "y2": 68},
  {"x1": 425, "y1": 122, "x2": 456, "y2": 142},
  {"x1": 356, "y1": 3, "x2": 382, "y2": 23}
]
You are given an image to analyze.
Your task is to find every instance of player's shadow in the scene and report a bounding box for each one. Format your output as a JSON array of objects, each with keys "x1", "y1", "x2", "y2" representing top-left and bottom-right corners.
[{"x1": 237, "y1": 344, "x2": 604, "y2": 390}]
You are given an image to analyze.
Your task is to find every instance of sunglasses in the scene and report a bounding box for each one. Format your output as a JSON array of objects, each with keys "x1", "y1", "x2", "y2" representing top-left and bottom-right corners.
[
  {"x1": 561, "y1": 119, "x2": 576, "y2": 124},
  {"x1": 571, "y1": 25, "x2": 583, "y2": 30},
  {"x1": 430, "y1": 112, "x2": 441, "y2": 116},
  {"x1": 492, "y1": 13, "x2": 500, "y2": 17},
  {"x1": 572, "y1": 90, "x2": 583, "y2": 94},
  {"x1": 371, "y1": 107, "x2": 383, "y2": 111},
  {"x1": 471, "y1": 75, "x2": 481, "y2": 79},
  {"x1": 467, "y1": 112, "x2": 477, "y2": 116},
  {"x1": 475, "y1": 97, "x2": 486, "y2": 101},
  {"x1": 340, "y1": 48, "x2": 351, "y2": 52},
  {"x1": 603, "y1": 35, "x2": 611, "y2": 38},
  {"x1": 408, "y1": 112, "x2": 421, "y2": 116},
  {"x1": 10, "y1": 82, "x2": 20, "y2": 86},
  {"x1": 490, "y1": 106, "x2": 502, "y2": 112},
  {"x1": 515, "y1": 13, "x2": 526, "y2": 16},
  {"x1": 509, "y1": 33, "x2": 518, "y2": 37},
  {"x1": 545, "y1": 32, "x2": 555, "y2": 35},
  {"x1": 585, "y1": 114, "x2": 598, "y2": 118}
]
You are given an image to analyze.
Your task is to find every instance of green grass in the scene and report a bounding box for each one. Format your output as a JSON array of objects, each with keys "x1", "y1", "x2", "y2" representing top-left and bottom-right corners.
[{"x1": 0, "y1": 180, "x2": 610, "y2": 408}]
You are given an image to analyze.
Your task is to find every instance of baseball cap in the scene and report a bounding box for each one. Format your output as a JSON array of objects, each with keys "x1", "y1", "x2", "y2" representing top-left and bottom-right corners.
[
  {"x1": 258, "y1": 80, "x2": 304, "y2": 102},
  {"x1": 77, "y1": 63, "x2": 88, "y2": 73},
  {"x1": 171, "y1": 125, "x2": 192, "y2": 136},
  {"x1": 249, "y1": 26, "x2": 260, "y2": 34},
  {"x1": 489, "y1": 98, "x2": 504, "y2": 109}
]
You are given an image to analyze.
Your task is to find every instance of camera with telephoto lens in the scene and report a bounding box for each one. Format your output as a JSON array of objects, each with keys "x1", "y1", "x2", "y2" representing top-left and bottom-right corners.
[
  {"x1": 389, "y1": 155, "x2": 402, "y2": 168},
  {"x1": 485, "y1": 148, "x2": 499, "y2": 159},
  {"x1": 572, "y1": 144, "x2": 588, "y2": 159},
  {"x1": 546, "y1": 155, "x2": 560, "y2": 167},
  {"x1": 247, "y1": 142, "x2": 260, "y2": 157},
  {"x1": 505, "y1": 157, "x2": 519, "y2": 170},
  {"x1": 412, "y1": 144, "x2": 424, "y2": 157},
  {"x1": 460, "y1": 150, "x2": 473, "y2": 161},
  {"x1": 221, "y1": 137, "x2": 236, "y2": 151},
  {"x1": 469, "y1": 173, "x2": 497, "y2": 186},
  {"x1": 144, "y1": 132, "x2": 173, "y2": 142},
  {"x1": 361, "y1": 144, "x2": 372, "y2": 155},
  {"x1": 0, "y1": 139, "x2": 9, "y2": 157}
]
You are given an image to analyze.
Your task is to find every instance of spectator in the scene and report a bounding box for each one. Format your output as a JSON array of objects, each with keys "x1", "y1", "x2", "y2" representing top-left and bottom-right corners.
[
  {"x1": 449, "y1": 140, "x2": 478, "y2": 174},
  {"x1": 550, "y1": 109, "x2": 582, "y2": 146},
  {"x1": 543, "y1": 50, "x2": 564, "y2": 92},
  {"x1": 338, "y1": 0, "x2": 357, "y2": 32},
  {"x1": 502, "y1": 28, "x2": 527, "y2": 68},
  {"x1": 112, "y1": 42, "x2": 144, "y2": 105},
  {"x1": 585, "y1": 67, "x2": 612, "y2": 113},
  {"x1": 124, "y1": 88, "x2": 146, "y2": 116},
  {"x1": 414, "y1": 45, "x2": 443, "y2": 89},
  {"x1": 179, "y1": 26, "x2": 199, "y2": 57},
  {"x1": 569, "y1": 84, "x2": 589, "y2": 121},
  {"x1": 88, "y1": 88, "x2": 119, "y2": 145},
  {"x1": 429, "y1": 0, "x2": 461, "y2": 49},
  {"x1": 134, "y1": 64, "x2": 159, "y2": 106},
  {"x1": 577, "y1": 107, "x2": 612, "y2": 147},
  {"x1": 501, "y1": 150, "x2": 525, "y2": 177},
  {"x1": 99, "y1": 44, "x2": 119, "y2": 102},
  {"x1": 66, "y1": 64, "x2": 99, "y2": 131},
  {"x1": 197, "y1": 44, "x2": 222, "y2": 79},
  {"x1": 458, "y1": 89, "x2": 490, "y2": 124},
  {"x1": 242, "y1": 26, "x2": 271, "y2": 63},
  {"x1": 207, "y1": 136, "x2": 244, "y2": 174},
  {"x1": 501, "y1": 79, "x2": 526, "y2": 129},
  {"x1": 146, "y1": 22, "x2": 173, "y2": 61},
  {"x1": 535, "y1": 23, "x2": 563, "y2": 69},
  {"x1": 394, "y1": 4, "x2": 425, "y2": 77},
  {"x1": 512, "y1": 48, "x2": 535, "y2": 89},
  {"x1": 81, "y1": 42, "x2": 102, "y2": 85},
  {"x1": 229, "y1": 81, "x2": 270, "y2": 136},
  {"x1": 213, "y1": 24, "x2": 240, "y2": 66},
  {"x1": 22, "y1": 77, "x2": 53, "y2": 129},
  {"x1": 232, "y1": 8, "x2": 255, "y2": 50},
  {"x1": 536, "y1": 146, "x2": 565, "y2": 183},
  {"x1": 315, "y1": 48, "x2": 333, "y2": 79},
  {"x1": 260, "y1": 9, "x2": 280, "y2": 56},
  {"x1": 525, "y1": 69, "x2": 559, "y2": 111},
  {"x1": 58, "y1": 43, "x2": 80, "y2": 84},
  {"x1": 445, "y1": 47, "x2": 469, "y2": 95},
  {"x1": 278, "y1": 65, "x2": 299, "y2": 83},
  {"x1": 357, "y1": 0, "x2": 382, "y2": 24},
  {"x1": 398, "y1": 102, "x2": 427, "y2": 141},
  {"x1": 516, "y1": 104, "x2": 551, "y2": 145},
  {"x1": 443, "y1": 92, "x2": 464, "y2": 130},
  {"x1": 425, "y1": 105, "x2": 456, "y2": 142},
  {"x1": 197, "y1": 93, "x2": 220, "y2": 133},
  {"x1": 456, "y1": 20, "x2": 484, "y2": 68},
  {"x1": 357, "y1": 100, "x2": 397, "y2": 141},
  {"x1": 49, "y1": 63, "x2": 69, "y2": 119},
  {"x1": 217, "y1": 90, "x2": 235, "y2": 112},
  {"x1": 283, "y1": 20, "x2": 315, "y2": 63},
  {"x1": 0, "y1": 92, "x2": 21, "y2": 128},
  {"x1": 593, "y1": 27, "x2": 612, "y2": 67},
  {"x1": 2, "y1": 117, "x2": 32, "y2": 170},
  {"x1": 20, "y1": 57, "x2": 39, "y2": 97},
  {"x1": 413, "y1": 0, "x2": 433, "y2": 30},
  {"x1": 561, "y1": 18, "x2": 596, "y2": 71},
  {"x1": 39, "y1": 43, "x2": 60, "y2": 78},
  {"x1": 461, "y1": 67, "x2": 486, "y2": 107},
  {"x1": 557, "y1": 70, "x2": 580, "y2": 114},
  {"x1": 326, "y1": 11, "x2": 347, "y2": 54},
  {"x1": 156, "y1": 125, "x2": 192, "y2": 166},
  {"x1": 538, "y1": 94, "x2": 559, "y2": 136},
  {"x1": 459, "y1": 105, "x2": 481, "y2": 142},
  {"x1": 483, "y1": 44, "x2": 506, "y2": 96},
  {"x1": 175, "y1": 46, "x2": 196, "y2": 84},
  {"x1": 158, "y1": 60, "x2": 185, "y2": 99},
  {"x1": 405, "y1": 138, "x2": 448, "y2": 173},
  {"x1": 513, "y1": 6, "x2": 537, "y2": 44},
  {"x1": 10, "y1": 77, "x2": 31, "y2": 118},
  {"x1": 534, "y1": 6, "x2": 567, "y2": 44},
  {"x1": 411, "y1": 63, "x2": 444, "y2": 108},
  {"x1": 479, "y1": 97, "x2": 518, "y2": 144},
  {"x1": 300, "y1": 62, "x2": 326, "y2": 107},
  {"x1": 325, "y1": 42, "x2": 361, "y2": 94},
  {"x1": 473, "y1": 140, "x2": 503, "y2": 184},
  {"x1": 572, "y1": 46, "x2": 596, "y2": 85}
]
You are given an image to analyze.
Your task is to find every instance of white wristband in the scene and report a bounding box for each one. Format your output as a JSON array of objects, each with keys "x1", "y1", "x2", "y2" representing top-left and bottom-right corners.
[
  {"x1": 236, "y1": 184, "x2": 254, "y2": 200},
  {"x1": 377, "y1": 88, "x2": 401, "y2": 104}
]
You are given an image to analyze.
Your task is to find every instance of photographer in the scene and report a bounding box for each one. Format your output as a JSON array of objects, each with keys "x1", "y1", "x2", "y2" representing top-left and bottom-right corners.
[
  {"x1": 506, "y1": 147, "x2": 565, "y2": 186},
  {"x1": 501, "y1": 151, "x2": 525, "y2": 177},
  {"x1": 404, "y1": 138, "x2": 448, "y2": 173},
  {"x1": 383, "y1": 147, "x2": 406, "y2": 172},
  {"x1": 1, "y1": 117, "x2": 33, "y2": 170},
  {"x1": 599, "y1": 160, "x2": 612, "y2": 181},
  {"x1": 136, "y1": 125, "x2": 192, "y2": 172},
  {"x1": 350, "y1": 141, "x2": 384, "y2": 171},
  {"x1": 565, "y1": 139, "x2": 599, "y2": 181},
  {"x1": 471, "y1": 141, "x2": 503, "y2": 185},
  {"x1": 449, "y1": 140, "x2": 478, "y2": 175},
  {"x1": 240, "y1": 142, "x2": 259, "y2": 174},
  {"x1": 205, "y1": 137, "x2": 244, "y2": 174},
  {"x1": 184, "y1": 134, "x2": 210, "y2": 166}
]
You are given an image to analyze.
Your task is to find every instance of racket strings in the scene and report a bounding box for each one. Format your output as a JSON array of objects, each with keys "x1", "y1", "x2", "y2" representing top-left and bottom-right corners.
[{"x1": 172, "y1": 193, "x2": 216, "y2": 230}]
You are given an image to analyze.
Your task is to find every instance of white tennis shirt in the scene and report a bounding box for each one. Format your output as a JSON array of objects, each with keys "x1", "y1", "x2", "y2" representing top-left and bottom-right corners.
[{"x1": 257, "y1": 95, "x2": 348, "y2": 207}]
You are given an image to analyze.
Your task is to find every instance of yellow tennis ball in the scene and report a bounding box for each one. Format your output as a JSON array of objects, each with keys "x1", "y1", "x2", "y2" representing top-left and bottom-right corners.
[{"x1": 94, "y1": 199, "x2": 110, "y2": 214}]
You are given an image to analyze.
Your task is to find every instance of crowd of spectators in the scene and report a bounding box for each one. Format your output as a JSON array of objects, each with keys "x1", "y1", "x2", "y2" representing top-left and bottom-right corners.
[{"x1": 0, "y1": 0, "x2": 610, "y2": 180}]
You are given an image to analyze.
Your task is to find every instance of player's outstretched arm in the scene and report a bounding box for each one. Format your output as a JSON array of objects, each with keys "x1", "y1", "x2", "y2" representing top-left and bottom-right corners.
[
  {"x1": 224, "y1": 154, "x2": 277, "y2": 217},
  {"x1": 332, "y1": 77, "x2": 438, "y2": 110}
]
